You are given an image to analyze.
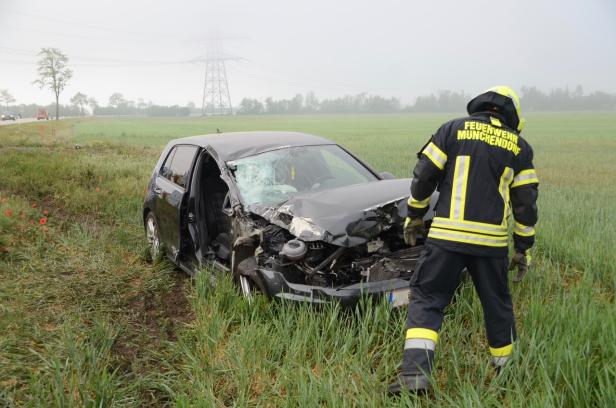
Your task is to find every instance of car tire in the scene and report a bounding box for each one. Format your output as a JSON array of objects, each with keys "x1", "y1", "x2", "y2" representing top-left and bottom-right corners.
[{"x1": 145, "y1": 212, "x2": 161, "y2": 262}]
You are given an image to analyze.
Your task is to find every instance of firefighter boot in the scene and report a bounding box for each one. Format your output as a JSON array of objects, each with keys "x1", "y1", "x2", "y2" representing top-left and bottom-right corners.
[{"x1": 388, "y1": 373, "x2": 431, "y2": 395}]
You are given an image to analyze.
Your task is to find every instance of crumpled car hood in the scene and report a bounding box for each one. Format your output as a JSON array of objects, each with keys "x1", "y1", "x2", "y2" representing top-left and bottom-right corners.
[{"x1": 246, "y1": 178, "x2": 412, "y2": 247}]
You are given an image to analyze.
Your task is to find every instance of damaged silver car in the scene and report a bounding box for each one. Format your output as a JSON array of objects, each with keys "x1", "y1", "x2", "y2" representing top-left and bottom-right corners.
[{"x1": 143, "y1": 131, "x2": 436, "y2": 308}]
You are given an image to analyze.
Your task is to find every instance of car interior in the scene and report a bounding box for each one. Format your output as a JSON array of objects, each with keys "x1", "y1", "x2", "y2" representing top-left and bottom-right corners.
[{"x1": 191, "y1": 151, "x2": 232, "y2": 263}]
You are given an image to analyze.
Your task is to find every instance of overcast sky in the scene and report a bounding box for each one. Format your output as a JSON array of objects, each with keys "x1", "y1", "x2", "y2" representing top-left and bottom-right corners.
[{"x1": 1, "y1": 0, "x2": 615, "y2": 106}]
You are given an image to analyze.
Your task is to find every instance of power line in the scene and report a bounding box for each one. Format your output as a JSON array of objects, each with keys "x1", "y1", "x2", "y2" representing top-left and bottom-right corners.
[
  {"x1": 0, "y1": 6, "x2": 187, "y2": 40},
  {"x1": 0, "y1": 46, "x2": 196, "y2": 67},
  {"x1": 0, "y1": 59, "x2": 37, "y2": 65}
]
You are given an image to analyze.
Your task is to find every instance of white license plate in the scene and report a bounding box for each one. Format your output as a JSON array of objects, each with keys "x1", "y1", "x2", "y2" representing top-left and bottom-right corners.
[{"x1": 387, "y1": 288, "x2": 410, "y2": 308}]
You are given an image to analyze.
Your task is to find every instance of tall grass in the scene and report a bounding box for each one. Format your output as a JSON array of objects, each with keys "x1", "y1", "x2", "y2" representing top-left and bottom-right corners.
[{"x1": 160, "y1": 261, "x2": 615, "y2": 407}]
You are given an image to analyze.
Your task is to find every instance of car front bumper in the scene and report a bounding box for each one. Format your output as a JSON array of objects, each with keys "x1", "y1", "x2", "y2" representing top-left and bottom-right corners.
[{"x1": 257, "y1": 268, "x2": 411, "y2": 308}]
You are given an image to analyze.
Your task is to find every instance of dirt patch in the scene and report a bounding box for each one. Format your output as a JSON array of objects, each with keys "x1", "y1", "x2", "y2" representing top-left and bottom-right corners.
[
  {"x1": 144, "y1": 271, "x2": 194, "y2": 339},
  {"x1": 561, "y1": 266, "x2": 584, "y2": 289},
  {"x1": 112, "y1": 269, "x2": 194, "y2": 367}
]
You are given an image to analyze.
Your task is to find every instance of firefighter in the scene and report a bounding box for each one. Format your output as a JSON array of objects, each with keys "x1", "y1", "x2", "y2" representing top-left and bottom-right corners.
[{"x1": 389, "y1": 86, "x2": 539, "y2": 394}]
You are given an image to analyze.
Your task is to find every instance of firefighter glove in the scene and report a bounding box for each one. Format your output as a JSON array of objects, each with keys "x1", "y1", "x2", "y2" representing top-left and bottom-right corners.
[
  {"x1": 403, "y1": 217, "x2": 424, "y2": 246},
  {"x1": 510, "y1": 251, "x2": 532, "y2": 282}
]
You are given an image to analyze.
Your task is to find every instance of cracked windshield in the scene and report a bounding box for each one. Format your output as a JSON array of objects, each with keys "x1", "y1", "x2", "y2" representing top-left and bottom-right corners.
[{"x1": 230, "y1": 145, "x2": 378, "y2": 206}]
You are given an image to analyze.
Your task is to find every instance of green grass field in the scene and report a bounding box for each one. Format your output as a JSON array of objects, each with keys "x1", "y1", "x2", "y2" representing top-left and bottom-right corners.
[{"x1": 1, "y1": 113, "x2": 615, "y2": 407}]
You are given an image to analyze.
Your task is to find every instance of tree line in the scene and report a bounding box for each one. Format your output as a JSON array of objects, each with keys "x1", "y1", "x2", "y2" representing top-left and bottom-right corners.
[
  {"x1": 90, "y1": 93, "x2": 192, "y2": 116},
  {"x1": 1, "y1": 89, "x2": 195, "y2": 118},
  {"x1": 5, "y1": 86, "x2": 614, "y2": 119},
  {"x1": 238, "y1": 87, "x2": 616, "y2": 114},
  {"x1": 238, "y1": 92, "x2": 402, "y2": 114}
]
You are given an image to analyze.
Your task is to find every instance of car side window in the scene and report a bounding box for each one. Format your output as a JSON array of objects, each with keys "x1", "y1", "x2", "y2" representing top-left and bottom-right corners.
[
  {"x1": 169, "y1": 145, "x2": 199, "y2": 188},
  {"x1": 160, "y1": 148, "x2": 176, "y2": 180}
]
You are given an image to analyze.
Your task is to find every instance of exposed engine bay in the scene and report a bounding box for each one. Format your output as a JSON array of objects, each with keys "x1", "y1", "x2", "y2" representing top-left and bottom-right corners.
[
  {"x1": 254, "y1": 223, "x2": 422, "y2": 288},
  {"x1": 229, "y1": 179, "x2": 436, "y2": 290}
]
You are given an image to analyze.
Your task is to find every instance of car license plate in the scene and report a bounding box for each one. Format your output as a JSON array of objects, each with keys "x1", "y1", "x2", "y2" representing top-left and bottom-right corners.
[{"x1": 388, "y1": 288, "x2": 410, "y2": 308}]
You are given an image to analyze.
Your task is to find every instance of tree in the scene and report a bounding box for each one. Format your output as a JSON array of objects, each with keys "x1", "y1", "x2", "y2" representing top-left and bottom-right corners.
[
  {"x1": 33, "y1": 48, "x2": 72, "y2": 120},
  {"x1": 108, "y1": 92, "x2": 127, "y2": 108},
  {"x1": 137, "y1": 98, "x2": 148, "y2": 110},
  {"x1": 87, "y1": 97, "x2": 98, "y2": 113},
  {"x1": 0, "y1": 89, "x2": 16, "y2": 110},
  {"x1": 70, "y1": 92, "x2": 88, "y2": 116},
  {"x1": 304, "y1": 91, "x2": 319, "y2": 113},
  {"x1": 238, "y1": 98, "x2": 264, "y2": 114},
  {"x1": 289, "y1": 94, "x2": 304, "y2": 113}
]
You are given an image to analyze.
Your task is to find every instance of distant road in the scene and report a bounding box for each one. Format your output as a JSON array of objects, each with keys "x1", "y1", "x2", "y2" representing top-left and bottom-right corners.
[
  {"x1": 0, "y1": 117, "x2": 78, "y2": 126},
  {"x1": 0, "y1": 118, "x2": 40, "y2": 126}
]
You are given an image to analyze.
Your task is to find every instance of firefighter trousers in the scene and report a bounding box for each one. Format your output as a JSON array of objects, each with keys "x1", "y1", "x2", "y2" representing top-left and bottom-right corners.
[{"x1": 402, "y1": 243, "x2": 516, "y2": 375}]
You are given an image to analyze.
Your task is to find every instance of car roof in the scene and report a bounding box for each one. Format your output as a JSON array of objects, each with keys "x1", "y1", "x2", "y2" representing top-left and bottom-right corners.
[{"x1": 171, "y1": 131, "x2": 336, "y2": 161}]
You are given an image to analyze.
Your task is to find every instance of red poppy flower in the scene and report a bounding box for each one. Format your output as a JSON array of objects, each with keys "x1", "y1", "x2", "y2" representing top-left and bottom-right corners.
[
  {"x1": 31, "y1": 203, "x2": 37, "y2": 208},
  {"x1": 39, "y1": 217, "x2": 47, "y2": 225},
  {"x1": 95, "y1": 187, "x2": 101, "y2": 192},
  {"x1": 4, "y1": 209, "x2": 12, "y2": 217},
  {"x1": 42, "y1": 210, "x2": 49, "y2": 216}
]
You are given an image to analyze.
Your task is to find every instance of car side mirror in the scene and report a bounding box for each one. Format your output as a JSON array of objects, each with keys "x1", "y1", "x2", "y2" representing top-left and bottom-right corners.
[{"x1": 379, "y1": 171, "x2": 396, "y2": 180}]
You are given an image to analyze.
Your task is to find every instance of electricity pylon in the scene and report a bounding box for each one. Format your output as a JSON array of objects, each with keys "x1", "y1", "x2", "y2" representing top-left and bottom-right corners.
[{"x1": 200, "y1": 49, "x2": 235, "y2": 115}]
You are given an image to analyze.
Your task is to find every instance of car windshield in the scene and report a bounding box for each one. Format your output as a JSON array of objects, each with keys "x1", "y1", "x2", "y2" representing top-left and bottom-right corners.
[{"x1": 229, "y1": 145, "x2": 378, "y2": 206}]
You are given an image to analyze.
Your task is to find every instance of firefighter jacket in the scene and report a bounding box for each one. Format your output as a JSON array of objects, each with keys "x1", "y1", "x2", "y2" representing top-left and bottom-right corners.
[{"x1": 408, "y1": 111, "x2": 538, "y2": 257}]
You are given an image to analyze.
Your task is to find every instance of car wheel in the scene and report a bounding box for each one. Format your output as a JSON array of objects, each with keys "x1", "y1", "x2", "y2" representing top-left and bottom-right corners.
[{"x1": 145, "y1": 213, "x2": 161, "y2": 261}]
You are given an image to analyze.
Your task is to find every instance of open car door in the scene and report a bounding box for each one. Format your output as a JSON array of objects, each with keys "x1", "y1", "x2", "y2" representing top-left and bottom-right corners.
[
  {"x1": 153, "y1": 144, "x2": 199, "y2": 261},
  {"x1": 188, "y1": 149, "x2": 234, "y2": 268}
]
